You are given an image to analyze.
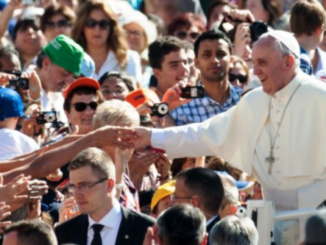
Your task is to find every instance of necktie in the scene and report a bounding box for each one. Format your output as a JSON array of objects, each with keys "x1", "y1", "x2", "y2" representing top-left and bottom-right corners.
[{"x1": 91, "y1": 224, "x2": 104, "y2": 245}]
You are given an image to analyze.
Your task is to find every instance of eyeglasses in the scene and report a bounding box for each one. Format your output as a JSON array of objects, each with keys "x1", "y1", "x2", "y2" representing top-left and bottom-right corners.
[
  {"x1": 67, "y1": 178, "x2": 108, "y2": 193},
  {"x1": 45, "y1": 19, "x2": 72, "y2": 29},
  {"x1": 85, "y1": 19, "x2": 112, "y2": 30},
  {"x1": 124, "y1": 30, "x2": 143, "y2": 38},
  {"x1": 174, "y1": 30, "x2": 200, "y2": 40},
  {"x1": 229, "y1": 73, "x2": 248, "y2": 84},
  {"x1": 170, "y1": 194, "x2": 193, "y2": 202},
  {"x1": 71, "y1": 102, "x2": 98, "y2": 112}
]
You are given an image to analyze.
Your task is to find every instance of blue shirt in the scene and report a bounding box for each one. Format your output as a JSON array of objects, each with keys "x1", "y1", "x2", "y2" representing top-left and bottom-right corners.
[
  {"x1": 300, "y1": 47, "x2": 313, "y2": 75},
  {"x1": 170, "y1": 83, "x2": 242, "y2": 126}
]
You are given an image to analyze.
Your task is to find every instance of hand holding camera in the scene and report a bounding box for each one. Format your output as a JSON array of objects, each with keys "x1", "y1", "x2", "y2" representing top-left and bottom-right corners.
[
  {"x1": 36, "y1": 110, "x2": 58, "y2": 125},
  {"x1": 0, "y1": 72, "x2": 17, "y2": 86},
  {"x1": 162, "y1": 81, "x2": 204, "y2": 111}
]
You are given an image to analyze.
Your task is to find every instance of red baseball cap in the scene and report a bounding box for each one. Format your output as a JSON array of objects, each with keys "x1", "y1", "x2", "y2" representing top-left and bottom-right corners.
[{"x1": 63, "y1": 77, "x2": 100, "y2": 98}]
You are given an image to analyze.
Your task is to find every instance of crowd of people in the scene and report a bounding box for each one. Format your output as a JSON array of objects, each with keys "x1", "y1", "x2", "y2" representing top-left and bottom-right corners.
[{"x1": 1, "y1": 0, "x2": 326, "y2": 244}]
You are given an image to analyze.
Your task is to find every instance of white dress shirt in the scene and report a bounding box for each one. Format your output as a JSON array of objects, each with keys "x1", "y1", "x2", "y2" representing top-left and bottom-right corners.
[
  {"x1": 87, "y1": 200, "x2": 122, "y2": 245},
  {"x1": 91, "y1": 50, "x2": 142, "y2": 82},
  {"x1": 41, "y1": 89, "x2": 67, "y2": 123}
]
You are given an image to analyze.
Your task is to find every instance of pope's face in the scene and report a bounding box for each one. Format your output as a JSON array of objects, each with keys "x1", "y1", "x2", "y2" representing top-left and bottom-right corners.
[{"x1": 252, "y1": 38, "x2": 291, "y2": 95}]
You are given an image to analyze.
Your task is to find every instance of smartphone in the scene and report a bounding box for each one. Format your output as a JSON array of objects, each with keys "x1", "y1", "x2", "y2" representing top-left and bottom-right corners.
[{"x1": 180, "y1": 86, "x2": 205, "y2": 99}]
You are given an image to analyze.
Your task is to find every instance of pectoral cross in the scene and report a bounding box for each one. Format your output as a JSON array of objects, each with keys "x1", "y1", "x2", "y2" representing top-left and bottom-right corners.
[{"x1": 265, "y1": 151, "x2": 275, "y2": 175}]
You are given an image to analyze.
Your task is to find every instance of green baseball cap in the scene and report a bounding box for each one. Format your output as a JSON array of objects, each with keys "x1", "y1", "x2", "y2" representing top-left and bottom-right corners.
[{"x1": 43, "y1": 35, "x2": 84, "y2": 76}]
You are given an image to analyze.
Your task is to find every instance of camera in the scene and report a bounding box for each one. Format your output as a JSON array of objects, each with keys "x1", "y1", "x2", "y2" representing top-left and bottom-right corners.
[
  {"x1": 9, "y1": 78, "x2": 29, "y2": 90},
  {"x1": 180, "y1": 86, "x2": 205, "y2": 99},
  {"x1": 219, "y1": 16, "x2": 268, "y2": 43},
  {"x1": 150, "y1": 103, "x2": 169, "y2": 118},
  {"x1": 249, "y1": 21, "x2": 268, "y2": 42},
  {"x1": 36, "y1": 110, "x2": 58, "y2": 124}
]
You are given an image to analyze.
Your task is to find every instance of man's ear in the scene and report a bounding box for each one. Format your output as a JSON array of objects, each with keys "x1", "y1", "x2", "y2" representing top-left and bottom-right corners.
[
  {"x1": 191, "y1": 195, "x2": 201, "y2": 208},
  {"x1": 285, "y1": 55, "x2": 296, "y2": 71},
  {"x1": 108, "y1": 178, "x2": 115, "y2": 192},
  {"x1": 229, "y1": 55, "x2": 235, "y2": 69},
  {"x1": 153, "y1": 68, "x2": 162, "y2": 81},
  {"x1": 42, "y1": 56, "x2": 51, "y2": 71},
  {"x1": 194, "y1": 57, "x2": 200, "y2": 69},
  {"x1": 227, "y1": 204, "x2": 238, "y2": 215}
]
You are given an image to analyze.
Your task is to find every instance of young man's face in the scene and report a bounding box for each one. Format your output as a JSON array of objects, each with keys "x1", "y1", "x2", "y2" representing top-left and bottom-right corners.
[
  {"x1": 69, "y1": 165, "x2": 110, "y2": 218},
  {"x1": 65, "y1": 93, "x2": 98, "y2": 135},
  {"x1": 154, "y1": 49, "x2": 190, "y2": 94},
  {"x1": 195, "y1": 38, "x2": 232, "y2": 83}
]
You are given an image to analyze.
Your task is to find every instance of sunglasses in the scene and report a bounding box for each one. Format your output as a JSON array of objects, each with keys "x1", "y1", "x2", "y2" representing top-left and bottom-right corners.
[
  {"x1": 174, "y1": 30, "x2": 200, "y2": 40},
  {"x1": 45, "y1": 19, "x2": 71, "y2": 29},
  {"x1": 229, "y1": 73, "x2": 248, "y2": 84},
  {"x1": 71, "y1": 102, "x2": 98, "y2": 112},
  {"x1": 85, "y1": 19, "x2": 112, "y2": 30}
]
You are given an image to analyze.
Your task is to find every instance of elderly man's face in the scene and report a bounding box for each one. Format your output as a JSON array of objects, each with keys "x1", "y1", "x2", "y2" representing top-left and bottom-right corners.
[{"x1": 252, "y1": 38, "x2": 293, "y2": 95}]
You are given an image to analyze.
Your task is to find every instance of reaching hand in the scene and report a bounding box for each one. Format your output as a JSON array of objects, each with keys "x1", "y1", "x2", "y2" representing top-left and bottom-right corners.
[
  {"x1": 91, "y1": 126, "x2": 137, "y2": 149},
  {"x1": 0, "y1": 202, "x2": 11, "y2": 230},
  {"x1": 129, "y1": 150, "x2": 160, "y2": 177},
  {"x1": 155, "y1": 154, "x2": 172, "y2": 181},
  {"x1": 0, "y1": 174, "x2": 31, "y2": 206}
]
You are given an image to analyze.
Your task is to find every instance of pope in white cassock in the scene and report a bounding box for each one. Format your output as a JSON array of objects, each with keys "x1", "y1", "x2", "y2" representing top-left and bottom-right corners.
[{"x1": 124, "y1": 30, "x2": 326, "y2": 243}]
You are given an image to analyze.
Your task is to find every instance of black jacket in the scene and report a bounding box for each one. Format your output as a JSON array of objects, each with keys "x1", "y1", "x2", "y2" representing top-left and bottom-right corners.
[{"x1": 55, "y1": 207, "x2": 156, "y2": 245}]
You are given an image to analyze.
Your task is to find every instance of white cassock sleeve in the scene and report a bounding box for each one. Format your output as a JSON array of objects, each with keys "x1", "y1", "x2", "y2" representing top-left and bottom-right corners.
[{"x1": 151, "y1": 105, "x2": 244, "y2": 161}]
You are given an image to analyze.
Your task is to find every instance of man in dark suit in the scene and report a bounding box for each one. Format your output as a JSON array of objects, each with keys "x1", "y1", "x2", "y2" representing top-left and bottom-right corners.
[
  {"x1": 171, "y1": 168, "x2": 224, "y2": 234},
  {"x1": 55, "y1": 147, "x2": 155, "y2": 245}
]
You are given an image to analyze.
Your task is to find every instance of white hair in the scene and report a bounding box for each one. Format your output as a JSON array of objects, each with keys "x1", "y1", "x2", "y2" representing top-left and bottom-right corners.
[
  {"x1": 92, "y1": 99, "x2": 140, "y2": 129},
  {"x1": 209, "y1": 216, "x2": 259, "y2": 245}
]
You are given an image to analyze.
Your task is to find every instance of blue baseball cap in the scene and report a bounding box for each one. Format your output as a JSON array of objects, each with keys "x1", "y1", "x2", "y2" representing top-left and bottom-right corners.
[
  {"x1": 0, "y1": 88, "x2": 25, "y2": 121},
  {"x1": 215, "y1": 171, "x2": 254, "y2": 191},
  {"x1": 80, "y1": 52, "x2": 95, "y2": 78}
]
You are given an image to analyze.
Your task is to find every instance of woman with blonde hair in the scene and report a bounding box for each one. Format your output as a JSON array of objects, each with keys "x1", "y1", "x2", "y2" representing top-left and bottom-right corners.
[{"x1": 71, "y1": 0, "x2": 142, "y2": 82}]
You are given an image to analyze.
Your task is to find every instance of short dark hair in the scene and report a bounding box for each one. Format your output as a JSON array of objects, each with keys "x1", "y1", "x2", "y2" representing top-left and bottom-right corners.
[
  {"x1": 98, "y1": 71, "x2": 135, "y2": 92},
  {"x1": 0, "y1": 46, "x2": 19, "y2": 71},
  {"x1": 157, "y1": 204, "x2": 206, "y2": 245},
  {"x1": 3, "y1": 219, "x2": 57, "y2": 245},
  {"x1": 63, "y1": 86, "x2": 104, "y2": 113},
  {"x1": 68, "y1": 147, "x2": 115, "y2": 179},
  {"x1": 194, "y1": 29, "x2": 233, "y2": 57},
  {"x1": 177, "y1": 168, "x2": 224, "y2": 217},
  {"x1": 13, "y1": 17, "x2": 40, "y2": 41},
  {"x1": 148, "y1": 36, "x2": 186, "y2": 69}
]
